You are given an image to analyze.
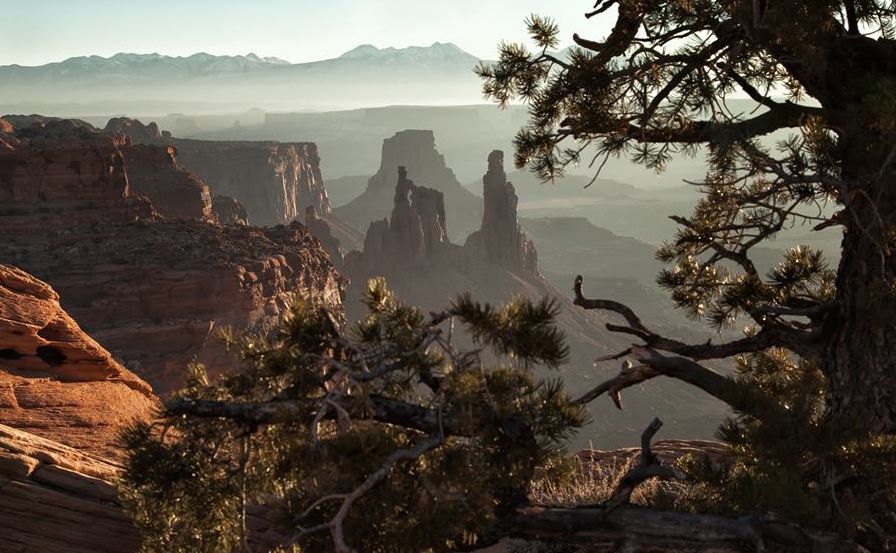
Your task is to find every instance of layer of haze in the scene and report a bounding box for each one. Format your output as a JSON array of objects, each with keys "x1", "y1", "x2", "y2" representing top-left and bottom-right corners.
[{"x1": 0, "y1": 0, "x2": 609, "y2": 66}]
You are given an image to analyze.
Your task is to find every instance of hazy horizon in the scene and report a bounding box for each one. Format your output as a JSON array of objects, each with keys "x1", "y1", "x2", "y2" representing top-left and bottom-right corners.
[{"x1": 0, "y1": 0, "x2": 612, "y2": 67}]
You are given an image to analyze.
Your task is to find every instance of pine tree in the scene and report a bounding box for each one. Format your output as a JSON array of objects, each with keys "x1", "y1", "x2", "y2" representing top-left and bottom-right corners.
[
  {"x1": 477, "y1": 1, "x2": 896, "y2": 549},
  {"x1": 120, "y1": 279, "x2": 586, "y2": 553}
]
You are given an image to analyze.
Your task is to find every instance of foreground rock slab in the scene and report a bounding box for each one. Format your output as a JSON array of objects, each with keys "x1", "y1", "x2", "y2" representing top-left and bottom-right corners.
[
  {"x1": 0, "y1": 424, "x2": 139, "y2": 553},
  {"x1": 0, "y1": 264, "x2": 156, "y2": 460}
]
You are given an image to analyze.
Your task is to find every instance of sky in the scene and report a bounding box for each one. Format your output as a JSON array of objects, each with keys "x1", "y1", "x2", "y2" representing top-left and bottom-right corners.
[{"x1": 0, "y1": 0, "x2": 614, "y2": 66}]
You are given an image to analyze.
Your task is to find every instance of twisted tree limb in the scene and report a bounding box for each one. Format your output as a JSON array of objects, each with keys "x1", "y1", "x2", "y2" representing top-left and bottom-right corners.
[
  {"x1": 165, "y1": 395, "x2": 470, "y2": 436},
  {"x1": 574, "y1": 345, "x2": 790, "y2": 423},
  {"x1": 604, "y1": 418, "x2": 684, "y2": 511},
  {"x1": 573, "y1": 275, "x2": 819, "y2": 360}
]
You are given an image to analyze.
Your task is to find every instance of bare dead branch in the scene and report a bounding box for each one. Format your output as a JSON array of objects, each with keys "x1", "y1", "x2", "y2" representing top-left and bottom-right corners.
[
  {"x1": 484, "y1": 503, "x2": 864, "y2": 553},
  {"x1": 605, "y1": 418, "x2": 684, "y2": 511},
  {"x1": 573, "y1": 359, "x2": 656, "y2": 407}
]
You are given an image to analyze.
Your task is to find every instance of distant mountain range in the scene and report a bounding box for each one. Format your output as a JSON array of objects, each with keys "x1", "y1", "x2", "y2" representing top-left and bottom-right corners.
[{"x1": 0, "y1": 43, "x2": 486, "y2": 113}]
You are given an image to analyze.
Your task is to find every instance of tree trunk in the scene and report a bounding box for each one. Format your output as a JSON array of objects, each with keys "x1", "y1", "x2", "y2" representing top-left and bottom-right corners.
[{"x1": 822, "y1": 127, "x2": 896, "y2": 434}]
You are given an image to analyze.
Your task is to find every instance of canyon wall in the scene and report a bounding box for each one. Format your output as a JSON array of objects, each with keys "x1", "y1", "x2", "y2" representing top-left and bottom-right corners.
[
  {"x1": 107, "y1": 116, "x2": 333, "y2": 227},
  {"x1": 335, "y1": 129, "x2": 482, "y2": 240},
  {"x1": 0, "y1": 117, "x2": 345, "y2": 395},
  {"x1": 172, "y1": 139, "x2": 332, "y2": 226},
  {"x1": 123, "y1": 144, "x2": 214, "y2": 221}
]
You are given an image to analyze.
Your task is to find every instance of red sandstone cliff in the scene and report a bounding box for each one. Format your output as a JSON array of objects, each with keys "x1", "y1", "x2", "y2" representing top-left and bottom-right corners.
[
  {"x1": 106, "y1": 116, "x2": 332, "y2": 227},
  {"x1": 0, "y1": 117, "x2": 345, "y2": 396},
  {"x1": 171, "y1": 138, "x2": 332, "y2": 226},
  {"x1": 0, "y1": 424, "x2": 142, "y2": 552},
  {"x1": 122, "y1": 143, "x2": 214, "y2": 221}
]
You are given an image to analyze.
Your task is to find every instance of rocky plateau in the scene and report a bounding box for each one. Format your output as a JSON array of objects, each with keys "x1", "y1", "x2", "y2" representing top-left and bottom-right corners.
[{"x1": 0, "y1": 116, "x2": 345, "y2": 395}]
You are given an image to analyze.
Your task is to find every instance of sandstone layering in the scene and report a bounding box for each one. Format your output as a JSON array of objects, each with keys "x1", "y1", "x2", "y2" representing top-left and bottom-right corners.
[
  {"x1": 0, "y1": 264, "x2": 156, "y2": 459},
  {"x1": 0, "y1": 423, "x2": 141, "y2": 553},
  {"x1": 0, "y1": 116, "x2": 345, "y2": 395},
  {"x1": 173, "y1": 138, "x2": 332, "y2": 226}
]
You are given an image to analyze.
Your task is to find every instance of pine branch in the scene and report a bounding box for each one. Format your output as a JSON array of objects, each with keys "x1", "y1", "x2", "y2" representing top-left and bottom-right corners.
[
  {"x1": 165, "y1": 395, "x2": 469, "y2": 437},
  {"x1": 573, "y1": 275, "x2": 820, "y2": 360},
  {"x1": 574, "y1": 346, "x2": 792, "y2": 424}
]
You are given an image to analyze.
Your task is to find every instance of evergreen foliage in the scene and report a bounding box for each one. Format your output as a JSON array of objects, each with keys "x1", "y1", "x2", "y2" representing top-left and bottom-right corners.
[
  {"x1": 676, "y1": 349, "x2": 896, "y2": 546},
  {"x1": 120, "y1": 279, "x2": 586, "y2": 552},
  {"x1": 479, "y1": 1, "x2": 896, "y2": 549}
]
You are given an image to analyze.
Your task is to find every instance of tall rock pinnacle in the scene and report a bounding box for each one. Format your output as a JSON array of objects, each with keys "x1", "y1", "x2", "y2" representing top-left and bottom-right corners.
[
  {"x1": 335, "y1": 130, "x2": 481, "y2": 239},
  {"x1": 465, "y1": 150, "x2": 537, "y2": 273}
]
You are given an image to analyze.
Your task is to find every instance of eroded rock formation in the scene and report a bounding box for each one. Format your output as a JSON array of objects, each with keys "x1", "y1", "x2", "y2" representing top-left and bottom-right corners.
[
  {"x1": 0, "y1": 118, "x2": 345, "y2": 395},
  {"x1": 341, "y1": 153, "x2": 726, "y2": 447},
  {"x1": 0, "y1": 265, "x2": 156, "y2": 459},
  {"x1": 335, "y1": 129, "x2": 481, "y2": 240},
  {"x1": 106, "y1": 116, "x2": 332, "y2": 226},
  {"x1": 0, "y1": 118, "x2": 156, "y2": 227},
  {"x1": 346, "y1": 166, "x2": 451, "y2": 275},
  {"x1": 123, "y1": 144, "x2": 214, "y2": 221},
  {"x1": 213, "y1": 194, "x2": 249, "y2": 225},
  {"x1": 465, "y1": 150, "x2": 537, "y2": 273},
  {"x1": 172, "y1": 139, "x2": 332, "y2": 226},
  {"x1": 0, "y1": 424, "x2": 141, "y2": 553},
  {"x1": 105, "y1": 116, "x2": 164, "y2": 144}
]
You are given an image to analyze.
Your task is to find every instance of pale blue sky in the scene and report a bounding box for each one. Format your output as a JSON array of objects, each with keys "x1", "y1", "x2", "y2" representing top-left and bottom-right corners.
[{"x1": 0, "y1": 1, "x2": 614, "y2": 66}]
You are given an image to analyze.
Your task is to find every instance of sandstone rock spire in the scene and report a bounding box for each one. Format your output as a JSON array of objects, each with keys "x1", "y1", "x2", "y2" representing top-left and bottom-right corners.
[
  {"x1": 347, "y1": 166, "x2": 450, "y2": 274},
  {"x1": 465, "y1": 150, "x2": 537, "y2": 273},
  {"x1": 335, "y1": 130, "x2": 481, "y2": 239}
]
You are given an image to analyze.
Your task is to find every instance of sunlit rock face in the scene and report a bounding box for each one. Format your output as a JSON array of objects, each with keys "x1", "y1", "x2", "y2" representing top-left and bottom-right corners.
[
  {"x1": 335, "y1": 129, "x2": 482, "y2": 240},
  {"x1": 0, "y1": 423, "x2": 142, "y2": 553},
  {"x1": 107, "y1": 116, "x2": 332, "y2": 226},
  {"x1": 0, "y1": 118, "x2": 345, "y2": 395},
  {"x1": 464, "y1": 150, "x2": 537, "y2": 273},
  {"x1": 172, "y1": 139, "x2": 332, "y2": 226},
  {"x1": 0, "y1": 264, "x2": 157, "y2": 460}
]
